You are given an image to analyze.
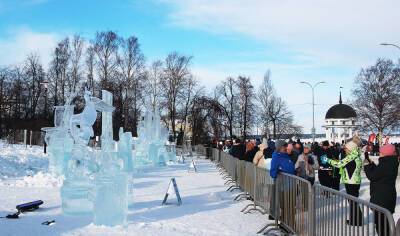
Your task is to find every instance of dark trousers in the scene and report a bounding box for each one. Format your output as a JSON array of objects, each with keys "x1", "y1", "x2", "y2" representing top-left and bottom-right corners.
[
  {"x1": 318, "y1": 169, "x2": 333, "y2": 188},
  {"x1": 374, "y1": 212, "x2": 390, "y2": 236},
  {"x1": 332, "y1": 176, "x2": 340, "y2": 191},
  {"x1": 345, "y1": 184, "x2": 363, "y2": 226}
]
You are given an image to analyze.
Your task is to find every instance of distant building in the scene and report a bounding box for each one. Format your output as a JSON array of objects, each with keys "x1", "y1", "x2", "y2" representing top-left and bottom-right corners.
[{"x1": 323, "y1": 93, "x2": 358, "y2": 143}]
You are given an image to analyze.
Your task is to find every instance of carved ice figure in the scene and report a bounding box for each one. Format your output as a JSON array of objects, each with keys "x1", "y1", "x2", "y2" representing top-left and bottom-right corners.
[
  {"x1": 69, "y1": 90, "x2": 97, "y2": 145},
  {"x1": 118, "y1": 127, "x2": 134, "y2": 172},
  {"x1": 61, "y1": 144, "x2": 96, "y2": 215},
  {"x1": 42, "y1": 103, "x2": 74, "y2": 176},
  {"x1": 92, "y1": 90, "x2": 128, "y2": 226},
  {"x1": 62, "y1": 90, "x2": 99, "y2": 216}
]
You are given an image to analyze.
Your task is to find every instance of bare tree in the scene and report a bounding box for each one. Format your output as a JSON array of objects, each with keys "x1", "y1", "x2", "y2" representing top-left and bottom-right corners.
[
  {"x1": 180, "y1": 77, "x2": 198, "y2": 134},
  {"x1": 146, "y1": 60, "x2": 164, "y2": 111},
  {"x1": 237, "y1": 76, "x2": 255, "y2": 142},
  {"x1": 216, "y1": 77, "x2": 238, "y2": 139},
  {"x1": 85, "y1": 45, "x2": 96, "y2": 94},
  {"x1": 69, "y1": 35, "x2": 84, "y2": 92},
  {"x1": 353, "y1": 58, "x2": 400, "y2": 135},
  {"x1": 48, "y1": 38, "x2": 69, "y2": 105},
  {"x1": 93, "y1": 31, "x2": 120, "y2": 91},
  {"x1": 162, "y1": 52, "x2": 192, "y2": 140},
  {"x1": 257, "y1": 71, "x2": 302, "y2": 139},
  {"x1": 23, "y1": 54, "x2": 45, "y2": 119},
  {"x1": 258, "y1": 70, "x2": 274, "y2": 137},
  {"x1": 117, "y1": 36, "x2": 145, "y2": 135}
]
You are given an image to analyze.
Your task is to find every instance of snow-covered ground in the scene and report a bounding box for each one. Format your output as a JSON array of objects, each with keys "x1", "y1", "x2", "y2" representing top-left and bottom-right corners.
[
  {"x1": 1, "y1": 144, "x2": 400, "y2": 235},
  {"x1": 0, "y1": 144, "x2": 265, "y2": 236}
]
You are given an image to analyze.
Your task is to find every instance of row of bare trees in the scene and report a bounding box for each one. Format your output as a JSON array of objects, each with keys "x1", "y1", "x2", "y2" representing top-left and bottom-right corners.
[
  {"x1": 0, "y1": 31, "x2": 199, "y2": 141},
  {"x1": 0, "y1": 30, "x2": 304, "y2": 143},
  {"x1": 213, "y1": 72, "x2": 302, "y2": 141}
]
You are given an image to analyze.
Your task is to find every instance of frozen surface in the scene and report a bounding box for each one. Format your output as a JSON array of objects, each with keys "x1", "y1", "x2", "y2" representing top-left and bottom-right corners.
[
  {"x1": 0, "y1": 145, "x2": 263, "y2": 235},
  {"x1": 1, "y1": 144, "x2": 400, "y2": 235}
]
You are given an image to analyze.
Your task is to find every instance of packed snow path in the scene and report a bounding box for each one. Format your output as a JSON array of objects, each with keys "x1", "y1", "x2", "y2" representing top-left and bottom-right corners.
[{"x1": 0, "y1": 146, "x2": 264, "y2": 236}]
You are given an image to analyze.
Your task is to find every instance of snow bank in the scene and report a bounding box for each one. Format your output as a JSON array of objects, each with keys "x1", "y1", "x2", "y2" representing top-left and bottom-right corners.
[
  {"x1": 0, "y1": 143, "x2": 48, "y2": 180},
  {"x1": 13, "y1": 172, "x2": 63, "y2": 187}
]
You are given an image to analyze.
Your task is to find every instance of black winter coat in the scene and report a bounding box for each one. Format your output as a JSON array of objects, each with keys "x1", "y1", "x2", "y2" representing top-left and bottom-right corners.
[
  {"x1": 364, "y1": 156, "x2": 399, "y2": 213},
  {"x1": 230, "y1": 144, "x2": 246, "y2": 159},
  {"x1": 244, "y1": 146, "x2": 259, "y2": 163}
]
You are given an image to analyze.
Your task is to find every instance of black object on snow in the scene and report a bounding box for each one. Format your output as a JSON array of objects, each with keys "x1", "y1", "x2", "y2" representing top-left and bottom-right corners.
[
  {"x1": 16, "y1": 200, "x2": 43, "y2": 212},
  {"x1": 42, "y1": 220, "x2": 56, "y2": 225}
]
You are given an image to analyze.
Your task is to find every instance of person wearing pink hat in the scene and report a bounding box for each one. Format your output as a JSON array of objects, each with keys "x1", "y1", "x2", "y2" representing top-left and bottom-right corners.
[{"x1": 364, "y1": 144, "x2": 399, "y2": 236}]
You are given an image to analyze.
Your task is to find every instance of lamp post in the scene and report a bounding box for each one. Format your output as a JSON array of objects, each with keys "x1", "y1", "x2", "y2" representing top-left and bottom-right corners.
[
  {"x1": 380, "y1": 43, "x2": 400, "y2": 51},
  {"x1": 40, "y1": 81, "x2": 49, "y2": 153},
  {"x1": 300, "y1": 81, "x2": 325, "y2": 143}
]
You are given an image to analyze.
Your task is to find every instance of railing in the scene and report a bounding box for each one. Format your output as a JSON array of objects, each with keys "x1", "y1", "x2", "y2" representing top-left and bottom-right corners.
[
  {"x1": 276, "y1": 172, "x2": 314, "y2": 236},
  {"x1": 314, "y1": 184, "x2": 395, "y2": 236},
  {"x1": 208, "y1": 147, "x2": 398, "y2": 236}
]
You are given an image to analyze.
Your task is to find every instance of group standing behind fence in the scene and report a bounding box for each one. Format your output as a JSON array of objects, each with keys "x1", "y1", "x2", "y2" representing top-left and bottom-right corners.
[{"x1": 211, "y1": 134, "x2": 400, "y2": 235}]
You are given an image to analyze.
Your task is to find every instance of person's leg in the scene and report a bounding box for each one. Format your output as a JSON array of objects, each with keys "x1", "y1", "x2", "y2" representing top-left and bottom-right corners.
[
  {"x1": 332, "y1": 176, "x2": 340, "y2": 191},
  {"x1": 345, "y1": 184, "x2": 362, "y2": 226},
  {"x1": 374, "y1": 211, "x2": 390, "y2": 236},
  {"x1": 318, "y1": 170, "x2": 328, "y2": 187}
]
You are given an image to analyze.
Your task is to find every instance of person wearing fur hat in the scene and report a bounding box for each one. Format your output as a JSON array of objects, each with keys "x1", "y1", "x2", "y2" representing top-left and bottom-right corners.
[
  {"x1": 321, "y1": 134, "x2": 363, "y2": 226},
  {"x1": 253, "y1": 138, "x2": 268, "y2": 168},
  {"x1": 295, "y1": 143, "x2": 319, "y2": 185},
  {"x1": 364, "y1": 144, "x2": 399, "y2": 236}
]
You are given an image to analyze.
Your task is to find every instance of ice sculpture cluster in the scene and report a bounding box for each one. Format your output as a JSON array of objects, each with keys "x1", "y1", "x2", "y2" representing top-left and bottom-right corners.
[
  {"x1": 42, "y1": 89, "x2": 176, "y2": 226},
  {"x1": 42, "y1": 90, "x2": 132, "y2": 226},
  {"x1": 134, "y1": 105, "x2": 176, "y2": 167}
]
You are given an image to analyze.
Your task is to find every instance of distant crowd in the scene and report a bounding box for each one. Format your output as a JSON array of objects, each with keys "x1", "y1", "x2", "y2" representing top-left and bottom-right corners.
[{"x1": 214, "y1": 135, "x2": 400, "y2": 235}]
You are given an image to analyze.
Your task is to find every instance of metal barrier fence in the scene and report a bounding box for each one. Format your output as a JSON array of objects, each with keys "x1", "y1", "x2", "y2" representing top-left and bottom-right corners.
[
  {"x1": 276, "y1": 172, "x2": 314, "y2": 236},
  {"x1": 314, "y1": 184, "x2": 395, "y2": 236},
  {"x1": 209, "y1": 147, "x2": 398, "y2": 236}
]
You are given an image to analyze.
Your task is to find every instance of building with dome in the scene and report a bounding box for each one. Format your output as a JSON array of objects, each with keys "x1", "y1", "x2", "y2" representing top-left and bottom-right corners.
[{"x1": 323, "y1": 93, "x2": 358, "y2": 143}]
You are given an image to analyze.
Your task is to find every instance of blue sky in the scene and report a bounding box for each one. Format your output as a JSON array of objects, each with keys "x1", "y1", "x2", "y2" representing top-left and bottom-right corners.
[{"x1": 0, "y1": 0, "x2": 399, "y2": 133}]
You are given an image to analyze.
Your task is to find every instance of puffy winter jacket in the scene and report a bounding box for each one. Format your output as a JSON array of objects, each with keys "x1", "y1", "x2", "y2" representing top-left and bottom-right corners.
[
  {"x1": 270, "y1": 151, "x2": 296, "y2": 178},
  {"x1": 364, "y1": 156, "x2": 399, "y2": 213},
  {"x1": 328, "y1": 148, "x2": 362, "y2": 184}
]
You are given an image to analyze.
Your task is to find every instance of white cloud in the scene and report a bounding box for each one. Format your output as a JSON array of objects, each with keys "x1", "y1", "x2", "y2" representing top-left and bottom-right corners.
[
  {"x1": 0, "y1": 27, "x2": 60, "y2": 67},
  {"x1": 0, "y1": 0, "x2": 49, "y2": 13},
  {"x1": 162, "y1": 0, "x2": 400, "y2": 66},
  {"x1": 165, "y1": 0, "x2": 399, "y2": 41},
  {"x1": 159, "y1": 0, "x2": 400, "y2": 134}
]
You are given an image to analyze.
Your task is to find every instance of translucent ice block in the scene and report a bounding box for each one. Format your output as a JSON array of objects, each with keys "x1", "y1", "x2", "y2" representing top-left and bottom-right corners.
[{"x1": 93, "y1": 172, "x2": 128, "y2": 226}]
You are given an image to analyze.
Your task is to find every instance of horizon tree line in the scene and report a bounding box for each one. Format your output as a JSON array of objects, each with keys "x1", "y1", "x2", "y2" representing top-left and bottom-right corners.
[{"x1": 1, "y1": 30, "x2": 396, "y2": 144}]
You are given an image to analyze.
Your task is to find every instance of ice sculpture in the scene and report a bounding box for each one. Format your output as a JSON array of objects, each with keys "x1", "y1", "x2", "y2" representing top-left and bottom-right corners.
[
  {"x1": 42, "y1": 88, "x2": 178, "y2": 226},
  {"x1": 43, "y1": 89, "x2": 131, "y2": 226},
  {"x1": 92, "y1": 90, "x2": 128, "y2": 226},
  {"x1": 61, "y1": 90, "x2": 99, "y2": 215},
  {"x1": 133, "y1": 104, "x2": 176, "y2": 168}
]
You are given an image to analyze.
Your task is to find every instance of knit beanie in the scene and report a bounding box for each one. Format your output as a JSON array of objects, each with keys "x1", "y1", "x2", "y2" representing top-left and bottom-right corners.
[
  {"x1": 379, "y1": 144, "x2": 396, "y2": 157},
  {"x1": 345, "y1": 133, "x2": 361, "y2": 151}
]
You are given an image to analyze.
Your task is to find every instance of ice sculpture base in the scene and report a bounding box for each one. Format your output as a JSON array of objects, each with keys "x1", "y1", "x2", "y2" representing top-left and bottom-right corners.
[
  {"x1": 93, "y1": 172, "x2": 128, "y2": 226},
  {"x1": 61, "y1": 180, "x2": 93, "y2": 216}
]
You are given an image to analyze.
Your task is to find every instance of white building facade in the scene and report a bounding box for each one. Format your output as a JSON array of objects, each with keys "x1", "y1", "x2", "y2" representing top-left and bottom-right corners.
[{"x1": 323, "y1": 94, "x2": 358, "y2": 144}]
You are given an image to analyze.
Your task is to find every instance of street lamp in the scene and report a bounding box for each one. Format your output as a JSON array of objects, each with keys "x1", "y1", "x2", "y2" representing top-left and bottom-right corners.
[
  {"x1": 40, "y1": 81, "x2": 49, "y2": 154},
  {"x1": 300, "y1": 81, "x2": 325, "y2": 143},
  {"x1": 380, "y1": 43, "x2": 400, "y2": 51}
]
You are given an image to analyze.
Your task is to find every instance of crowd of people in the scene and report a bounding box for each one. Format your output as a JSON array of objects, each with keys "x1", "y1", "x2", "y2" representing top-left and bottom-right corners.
[{"x1": 216, "y1": 135, "x2": 400, "y2": 235}]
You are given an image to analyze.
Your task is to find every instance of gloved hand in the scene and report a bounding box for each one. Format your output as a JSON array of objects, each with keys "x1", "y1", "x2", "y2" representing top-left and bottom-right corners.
[
  {"x1": 307, "y1": 156, "x2": 314, "y2": 165},
  {"x1": 320, "y1": 155, "x2": 329, "y2": 165}
]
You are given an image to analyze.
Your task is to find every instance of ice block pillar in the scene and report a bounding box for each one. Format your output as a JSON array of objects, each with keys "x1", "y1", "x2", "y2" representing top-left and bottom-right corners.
[{"x1": 101, "y1": 90, "x2": 113, "y2": 151}]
